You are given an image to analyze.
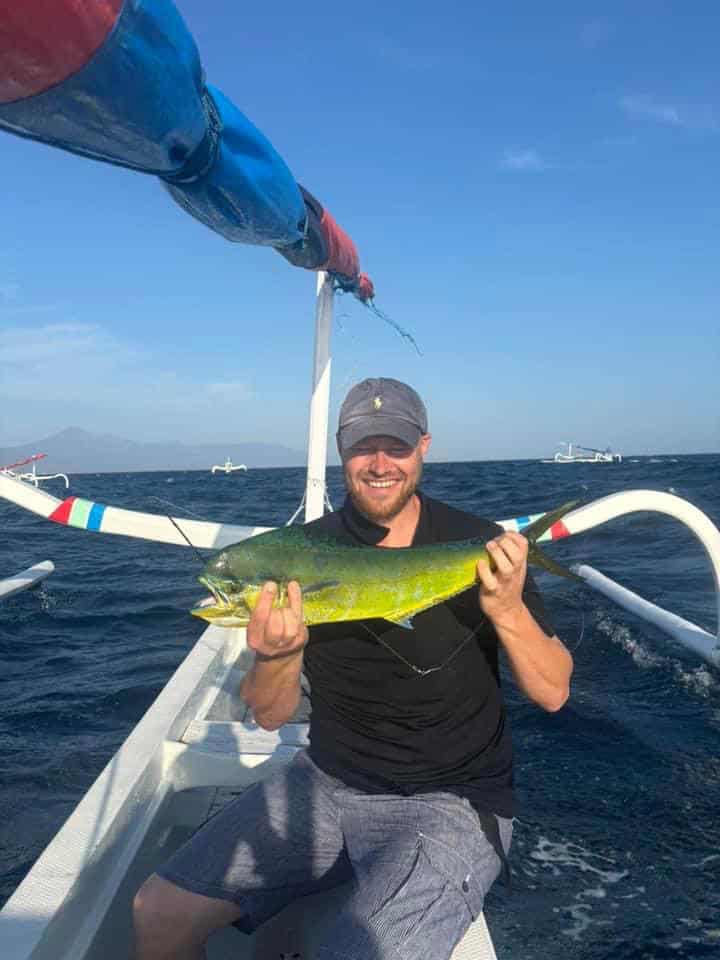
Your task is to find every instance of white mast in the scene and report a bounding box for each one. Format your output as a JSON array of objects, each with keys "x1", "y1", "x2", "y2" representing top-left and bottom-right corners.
[{"x1": 304, "y1": 271, "x2": 334, "y2": 522}]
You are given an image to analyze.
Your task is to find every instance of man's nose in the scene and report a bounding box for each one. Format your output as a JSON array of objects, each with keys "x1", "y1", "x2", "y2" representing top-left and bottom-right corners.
[{"x1": 368, "y1": 449, "x2": 393, "y2": 472}]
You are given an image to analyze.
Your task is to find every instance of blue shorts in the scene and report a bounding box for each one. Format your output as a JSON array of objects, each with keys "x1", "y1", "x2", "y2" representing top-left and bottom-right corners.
[{"x1": 157, "y1": 750, "x2": 512, "y2": 960}]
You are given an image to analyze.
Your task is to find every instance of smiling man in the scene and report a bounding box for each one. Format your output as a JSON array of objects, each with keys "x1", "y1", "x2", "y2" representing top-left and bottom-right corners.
[
  {"x1": 134, "y1": 377, "x2": 573, "y2": 960},
  {"x1": 337, "y1": 378, "x2": 431, "y2": 540}
]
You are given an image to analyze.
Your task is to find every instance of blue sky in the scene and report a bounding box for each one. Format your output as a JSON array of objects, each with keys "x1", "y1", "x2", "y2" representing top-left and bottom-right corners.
[{"x1": 1, "y1": 0, "x2": 718, "y2": 462}]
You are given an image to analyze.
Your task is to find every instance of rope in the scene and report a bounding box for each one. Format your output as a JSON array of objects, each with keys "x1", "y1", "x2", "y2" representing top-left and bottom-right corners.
[{"x1": 286, "y1": 484, "x2": 334, "y2": 526}]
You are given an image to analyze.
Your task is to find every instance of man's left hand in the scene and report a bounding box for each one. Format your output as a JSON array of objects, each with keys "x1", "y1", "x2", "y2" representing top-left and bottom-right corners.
[{"x1": 477, "y1": 532, "x2": 528, "y2": 625}]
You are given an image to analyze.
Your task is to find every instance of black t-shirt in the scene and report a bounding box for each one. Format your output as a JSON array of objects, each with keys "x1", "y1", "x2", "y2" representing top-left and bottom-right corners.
[{"x1": 302, "y1": 492, "x2": 556, "y2": 818}]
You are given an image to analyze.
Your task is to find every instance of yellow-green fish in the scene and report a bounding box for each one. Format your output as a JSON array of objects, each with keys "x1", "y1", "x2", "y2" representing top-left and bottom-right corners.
[{"x1": 191, "y1": 501, "x2": 581, "y2": 629}]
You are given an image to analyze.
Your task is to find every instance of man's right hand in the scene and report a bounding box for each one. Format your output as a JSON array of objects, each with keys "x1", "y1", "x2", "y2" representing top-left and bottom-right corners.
[{"x1": 246, "y1": 580, "x2": 308, "y2": 660}]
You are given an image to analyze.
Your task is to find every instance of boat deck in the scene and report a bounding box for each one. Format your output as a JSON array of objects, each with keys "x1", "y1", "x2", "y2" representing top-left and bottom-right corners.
[{"x1": 205, "y1": 684, "x2": 311, "y2": 821}]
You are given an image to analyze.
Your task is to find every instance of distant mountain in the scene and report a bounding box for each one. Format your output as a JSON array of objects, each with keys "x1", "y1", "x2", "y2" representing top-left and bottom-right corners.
[{"x1": 0, "y1": 427, "x2": 305, "y2": 473}]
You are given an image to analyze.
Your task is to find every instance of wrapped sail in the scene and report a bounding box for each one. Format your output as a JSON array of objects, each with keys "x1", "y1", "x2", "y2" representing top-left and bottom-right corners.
[{"x1": 0, "y1": 0, "x2": 373, "y2": 299}]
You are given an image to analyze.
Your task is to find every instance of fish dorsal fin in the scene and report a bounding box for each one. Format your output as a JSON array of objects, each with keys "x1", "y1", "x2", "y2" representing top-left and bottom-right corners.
[
  {"x1": 236, "y1": 526, "x2": 355, "y2": 551},
  {"x1": 238, "y1": 527, "x2": 312, "y2": 547}
]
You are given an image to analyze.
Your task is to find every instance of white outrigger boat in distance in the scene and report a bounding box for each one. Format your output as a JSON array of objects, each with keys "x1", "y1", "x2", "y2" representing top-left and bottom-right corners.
[
  {"x1": 1, "y1": 273, "x2": 719, "y2": 960},
  {"x1": 542, "y1": 442, "x2": 622, "y2": 464},
  {"x1": 211, "y1": 459, "x2": 248, "y2": 474}
]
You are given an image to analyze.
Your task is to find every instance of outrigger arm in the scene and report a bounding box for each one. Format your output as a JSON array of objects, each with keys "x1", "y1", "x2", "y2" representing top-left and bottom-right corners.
[{"x1": 500, "y1": 490, "x2": 720, "y2": 667}]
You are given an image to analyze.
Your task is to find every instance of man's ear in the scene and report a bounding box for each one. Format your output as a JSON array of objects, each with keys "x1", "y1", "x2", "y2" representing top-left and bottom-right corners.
[{"x1": 419, "y1": 434, "x2": 432, "y2": 457}]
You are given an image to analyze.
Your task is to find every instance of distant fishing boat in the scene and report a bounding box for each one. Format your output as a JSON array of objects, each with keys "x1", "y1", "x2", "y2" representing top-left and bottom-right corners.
[
  {"x1": 211, "y1": 458, "x2": 248, "y2": 474},
  {"x1": 542, "y1": 442, "x2": 622, "y2": 464}
]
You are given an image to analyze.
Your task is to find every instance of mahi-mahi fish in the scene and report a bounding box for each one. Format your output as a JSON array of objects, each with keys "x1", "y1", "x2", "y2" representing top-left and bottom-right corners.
[{"x1": 191, "y1": 501, "x2": 581, "y2": 629}]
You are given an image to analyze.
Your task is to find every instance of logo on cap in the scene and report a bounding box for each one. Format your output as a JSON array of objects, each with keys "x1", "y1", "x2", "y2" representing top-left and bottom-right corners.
[{"x1": 373, "y1": 396, "x2": 383, "y2": 410}]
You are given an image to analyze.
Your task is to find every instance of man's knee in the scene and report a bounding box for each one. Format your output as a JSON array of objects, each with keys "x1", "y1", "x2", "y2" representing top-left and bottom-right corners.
[
  {"x1": 134, "y1": 875, "x2": 190, "y2": 944},
  {"x1": 133, "y1": 873, "x2": 240, "y2": 950}
]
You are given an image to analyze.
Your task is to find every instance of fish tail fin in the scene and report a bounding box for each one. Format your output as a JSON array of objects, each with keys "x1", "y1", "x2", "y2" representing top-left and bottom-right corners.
[
  {"x1": 528, "y1": 546, "x2": 584, "y2": 582},
  {"x1": 522, "y1": 500, "x2": 584, "y2": 583}
]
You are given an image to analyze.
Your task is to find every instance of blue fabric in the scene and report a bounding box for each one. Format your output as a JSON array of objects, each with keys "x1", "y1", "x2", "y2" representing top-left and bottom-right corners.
[
  {"x1": 0, "y1": 0, "x2": 305, "y2": 247},
  {"x1": 163, "y1": 86, "x2": 305, "y2": 247},
  {"x1": 86, "y1": 503, "x2": 106, "y2": 532}
]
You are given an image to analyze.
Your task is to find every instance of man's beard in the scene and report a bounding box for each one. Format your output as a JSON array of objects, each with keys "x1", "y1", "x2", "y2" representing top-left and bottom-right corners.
[{"x1": 345, "y1": 462, "x2": 423, "y2": 524}]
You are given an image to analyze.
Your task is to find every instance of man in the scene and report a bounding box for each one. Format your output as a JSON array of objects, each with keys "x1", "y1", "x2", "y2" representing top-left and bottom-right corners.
[{"x1": 134, "y1": 377, "x2": 573, "y2": 960}]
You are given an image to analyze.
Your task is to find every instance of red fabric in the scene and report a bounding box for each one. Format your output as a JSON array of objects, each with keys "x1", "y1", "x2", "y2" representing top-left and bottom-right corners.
[
  {"x1": 550, "y1": 520, "x2": 571, "y2": 540},
  {"x1": 0, "y1": 452, "x2": 46, "y2": 470},
  {"x1": 0, "y1": 0, "x2": 122, "y2": 103},
  {"x1": 48, "y1": 496, "x2": 76, "y2": 525},
  {"x1": 355, "y1": 272, "x2": 374, "y2": 302},
  {"x1": 319, "y1": 208, "x2": 360, "y2": 279}
]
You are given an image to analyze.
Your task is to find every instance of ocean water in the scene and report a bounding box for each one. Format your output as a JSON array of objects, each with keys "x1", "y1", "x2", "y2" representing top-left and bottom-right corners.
[{"x1": 1, "y1": 456, "x2": 718, "y2": 959}]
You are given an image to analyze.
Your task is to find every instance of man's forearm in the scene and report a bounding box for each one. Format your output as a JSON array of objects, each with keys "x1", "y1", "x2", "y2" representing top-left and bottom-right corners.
[
  {"x1": 492, "y1": 603, "x2": 573, "y2": 712},
  {"x1": 240, "y1": 650, "x2": 304, "y2": 730}
]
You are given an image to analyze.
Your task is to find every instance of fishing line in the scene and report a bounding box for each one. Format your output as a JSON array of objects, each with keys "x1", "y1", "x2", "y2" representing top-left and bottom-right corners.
[
  {"x1": 164, "y1": 516, "x2": 208, "y2": 566},
  {"x1": 147, "y1": 496, "x2": 209, "y2": 566},
  {"x1": 148, "y1": 496, "x2": 206, "y2": 521},
  {"x1": 360, "y1": 619, "x2": 485, "y2": 677},
  {"x1": 571, "y1": 608, "x2": 587, "y2": 653},
  {"x1": 555, "y1": 584, "x2": 587, "y2": 654},
  {"x1": 332, "y1": 307, "x2": 365, "y2": 407}
]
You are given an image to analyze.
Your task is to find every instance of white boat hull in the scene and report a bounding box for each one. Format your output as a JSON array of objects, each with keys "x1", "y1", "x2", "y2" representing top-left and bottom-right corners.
[{"x1": 211, "y1": 463, "x2": 247, "y2": 474}]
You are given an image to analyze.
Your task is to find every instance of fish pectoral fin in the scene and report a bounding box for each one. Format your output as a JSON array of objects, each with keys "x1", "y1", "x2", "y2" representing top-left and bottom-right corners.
[
  {"x1": 301, "y1": 580, "x2": 341, "y2": 596},
  {"x1": 386, "y1": 616, "x2": 415, "y2": 630}
]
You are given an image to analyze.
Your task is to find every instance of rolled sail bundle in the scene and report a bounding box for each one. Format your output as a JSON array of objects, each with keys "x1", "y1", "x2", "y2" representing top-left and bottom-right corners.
[{"x1": 0, "y1": 0, "x2": 373, "y2": 300}]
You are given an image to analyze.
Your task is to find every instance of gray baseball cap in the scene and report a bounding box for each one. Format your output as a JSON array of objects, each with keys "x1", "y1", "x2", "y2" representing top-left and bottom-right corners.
[{"x1": 336, "y1": 378, "x2": 428, "y2": 455}]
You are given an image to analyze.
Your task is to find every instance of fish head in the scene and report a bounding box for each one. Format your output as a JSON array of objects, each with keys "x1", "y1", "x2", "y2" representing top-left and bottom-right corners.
[
  {"x1": 191, "y1": 540, "x2": 282, "y2": 627},
  {"x1": 191, "y1": 573, "x2": 257, "y2": 627}
]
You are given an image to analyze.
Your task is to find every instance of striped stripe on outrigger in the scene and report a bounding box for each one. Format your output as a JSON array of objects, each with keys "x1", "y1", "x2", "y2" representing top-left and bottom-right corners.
[
  {"x1": 46, "y1": 493, "x2": 570, "y2": 544},
  {"x1": 49, "y1": 496, "x2": 107, "y2": 532},
  {"x1": 500, "y1": 512, "x2": 571, "y2": 542}
]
